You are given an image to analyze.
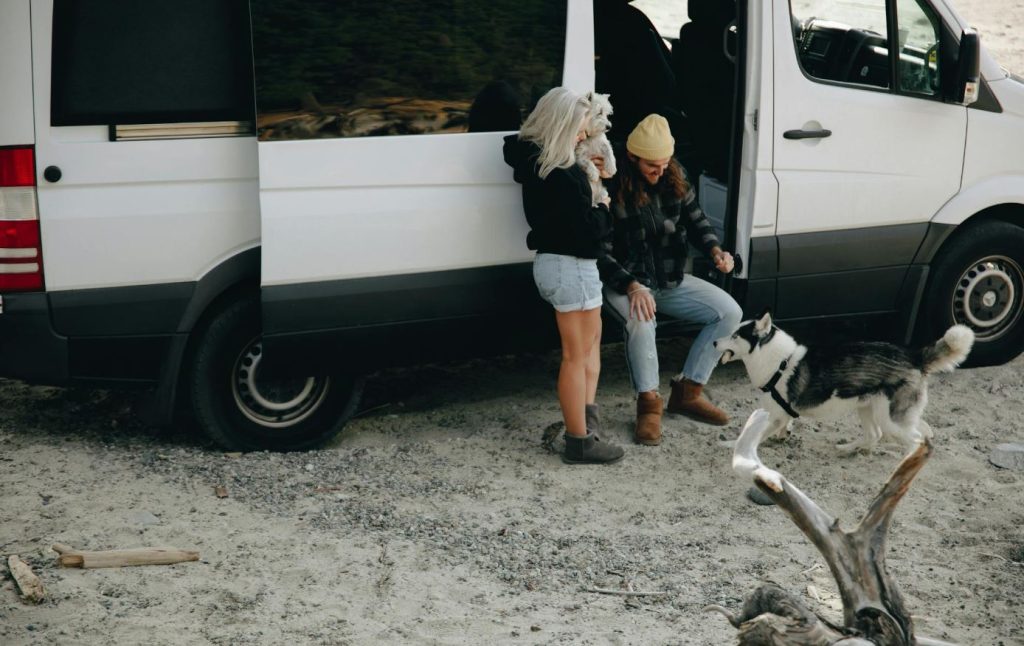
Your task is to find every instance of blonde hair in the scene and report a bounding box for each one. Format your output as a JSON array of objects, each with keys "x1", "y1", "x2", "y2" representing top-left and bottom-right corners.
[{"x1": 518, "y1": 87, "x2": 589, "y2": 179}]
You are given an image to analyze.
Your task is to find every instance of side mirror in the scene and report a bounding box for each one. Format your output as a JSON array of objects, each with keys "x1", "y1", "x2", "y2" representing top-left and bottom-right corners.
[{"x1": 954, "y1": 29, "x2": 981, "y2": 105}]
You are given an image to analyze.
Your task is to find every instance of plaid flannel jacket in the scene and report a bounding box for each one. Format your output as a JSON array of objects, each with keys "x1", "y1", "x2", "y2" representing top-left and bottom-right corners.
[{"x1": 597, "y1": 179, "x2": 720, "y2": 294}]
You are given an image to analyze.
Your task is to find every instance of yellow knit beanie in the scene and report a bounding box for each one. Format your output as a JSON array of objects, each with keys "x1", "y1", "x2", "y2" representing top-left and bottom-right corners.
[{"x1": 626, "y1": 114, "x2": 674, "y2": 160}]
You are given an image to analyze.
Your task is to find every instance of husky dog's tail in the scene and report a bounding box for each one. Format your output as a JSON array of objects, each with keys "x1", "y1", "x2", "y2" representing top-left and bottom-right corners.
[{"x1": 920, "y1": 325, "x2": 974, "y2": 374}]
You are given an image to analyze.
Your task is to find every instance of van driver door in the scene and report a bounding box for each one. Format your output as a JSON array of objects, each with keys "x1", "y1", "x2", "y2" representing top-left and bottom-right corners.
[{"x1": 770, "y1": 0, "x2": 967, "y2": 320}]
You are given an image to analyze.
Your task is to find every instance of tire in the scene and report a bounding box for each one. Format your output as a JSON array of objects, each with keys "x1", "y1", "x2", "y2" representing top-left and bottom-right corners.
[
  {"x1": 923, "y1": 220, "x2": 1024, "y2": 367},
  {"x1": 189, "y1": 297, "x2": 364, "y2": 451}
]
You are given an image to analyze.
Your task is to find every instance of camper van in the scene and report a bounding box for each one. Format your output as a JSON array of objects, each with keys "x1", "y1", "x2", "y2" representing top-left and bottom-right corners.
[{"x1": 1, "y1": 0, "x2": 1021, "y2": 451}]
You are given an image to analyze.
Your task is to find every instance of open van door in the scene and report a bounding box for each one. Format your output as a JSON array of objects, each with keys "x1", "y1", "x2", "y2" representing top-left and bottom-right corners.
[
  {"x1": 769, "y1": 0, "x2": 967, "y2": 322},
  {"x1": 246, "y1": 1, "x2": 587, "y2": 448}
]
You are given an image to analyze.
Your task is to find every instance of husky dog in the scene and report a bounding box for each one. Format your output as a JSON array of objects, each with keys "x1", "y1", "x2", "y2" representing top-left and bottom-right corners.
[
  {"x1": 575, "y1": 92, "x2": 617, "y2": 206},
  {"x1": 714, "y1": 311, "x2": 974, "y2": 454}
]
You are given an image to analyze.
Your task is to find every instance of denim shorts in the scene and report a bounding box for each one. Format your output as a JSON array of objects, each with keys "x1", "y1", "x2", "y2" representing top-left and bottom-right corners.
[{"x1": 532, "y1": 253, "x2": 603, "y2": 312}]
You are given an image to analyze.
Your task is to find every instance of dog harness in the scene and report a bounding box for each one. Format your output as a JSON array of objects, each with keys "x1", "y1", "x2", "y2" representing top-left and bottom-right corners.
[{"x1": 760, "y1": 358, "x2": 800, "y2": 419}]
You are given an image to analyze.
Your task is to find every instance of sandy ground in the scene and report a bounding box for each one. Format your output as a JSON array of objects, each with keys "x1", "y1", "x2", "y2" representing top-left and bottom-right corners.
[{"x1": 3, "y1": 3, "x2": 1024, "y2": 645}]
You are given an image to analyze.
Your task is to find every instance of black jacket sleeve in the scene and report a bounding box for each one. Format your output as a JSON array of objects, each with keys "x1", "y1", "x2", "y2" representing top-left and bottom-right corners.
[{"x1": 548, "y1": 167, "x2": 612, "y2": 244}]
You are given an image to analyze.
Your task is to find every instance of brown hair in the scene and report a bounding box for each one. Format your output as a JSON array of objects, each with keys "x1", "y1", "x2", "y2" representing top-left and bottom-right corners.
[{"x1": 614, "y1": 155, "x2": 689, "y2": 210}]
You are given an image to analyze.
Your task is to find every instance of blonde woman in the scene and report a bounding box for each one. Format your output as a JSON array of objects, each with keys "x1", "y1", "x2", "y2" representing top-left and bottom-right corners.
[{"x1": 503, "y1": 87, "x2": 624, "y2": 464}]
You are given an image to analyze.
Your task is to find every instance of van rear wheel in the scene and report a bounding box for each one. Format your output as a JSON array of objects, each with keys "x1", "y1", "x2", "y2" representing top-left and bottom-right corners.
[
  {"x1": 190, "y1": 297, "x2": 364, "y2": 451},
  {"x1": 924, "y1": 220, "x2": 1024, "y2": 367}
]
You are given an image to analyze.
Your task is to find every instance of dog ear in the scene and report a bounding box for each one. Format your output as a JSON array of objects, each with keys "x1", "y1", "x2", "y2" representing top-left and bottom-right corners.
[{"x1": 754, "y1": 309, "x2": 773, "y2": 336}]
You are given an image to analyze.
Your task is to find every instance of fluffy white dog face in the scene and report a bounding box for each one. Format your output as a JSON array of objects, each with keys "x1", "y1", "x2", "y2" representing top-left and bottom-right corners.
[
  {"x1": 584, "y1": 91, "x2": 614, "y2": 135},
  {"x1": 714, "y1": 311, "x2": 774, "y2": 364}
]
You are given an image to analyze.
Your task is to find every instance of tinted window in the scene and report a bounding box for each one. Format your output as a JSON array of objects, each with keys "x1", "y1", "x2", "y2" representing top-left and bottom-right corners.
[
  {"x1": 250, "y1": 0, "x2": 567, "y2": 140},
  {"x1": 790, "y1": 0, "x2": 891, "y2": 90},
  {"x1": 896, "y1": 0, "x2": 942, "y2": 96},
  {"x1": 51, "y1": 0, "x2": 254, "y2": 127}
]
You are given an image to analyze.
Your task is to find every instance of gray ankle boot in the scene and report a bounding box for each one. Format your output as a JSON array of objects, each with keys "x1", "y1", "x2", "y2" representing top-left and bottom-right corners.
[
  {"x1": 585, "y1": 403, "x2": 601, "y2": 437},
  {"x1": 562, "y1": 432, "x2": 624, "y2": 465}
]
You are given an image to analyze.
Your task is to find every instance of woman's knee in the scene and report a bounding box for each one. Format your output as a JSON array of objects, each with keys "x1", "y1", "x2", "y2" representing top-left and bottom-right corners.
[
  {"x1": 624, "y1": 316, "x2": 656, "y2": 341},
  {"x1": 721, "y1": 300, "x2": 743, "y2": 329}
]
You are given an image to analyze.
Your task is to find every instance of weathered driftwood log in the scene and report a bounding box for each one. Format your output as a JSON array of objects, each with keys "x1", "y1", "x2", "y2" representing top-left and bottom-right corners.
[
  {"x1": 7, "y1": 555, "x2": 44, "y2": 603},
  {"x1": 709, "y1": 409, "x2": 955, "y2": 646},
  {"x1": 52, "y1": 543, "x2": 199, "y2": 569}
]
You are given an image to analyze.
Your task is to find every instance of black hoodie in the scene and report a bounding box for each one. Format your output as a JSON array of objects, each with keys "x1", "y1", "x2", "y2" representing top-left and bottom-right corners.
[{"x1": 502, "y1": 135, "x2": 612, "y2": 259}]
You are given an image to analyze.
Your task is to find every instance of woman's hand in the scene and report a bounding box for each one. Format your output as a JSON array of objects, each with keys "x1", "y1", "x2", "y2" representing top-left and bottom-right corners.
[
  {"x1": 592, "y1": 156, "x2": 613, "y2": 180},
  {"x1": 627, "y1": 282, "x2": 656, "y2": 321},
  {"x1": 712, "y1": 248, "x2": 735, "y2": 274},
  {"x1": 600, "y1": 194, "x2": 611, "y2": 208}
]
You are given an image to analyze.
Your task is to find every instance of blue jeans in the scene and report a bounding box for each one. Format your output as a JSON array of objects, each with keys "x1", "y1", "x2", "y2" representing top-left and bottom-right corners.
[{"x1": 604, "y1": 275, "x2": 742, "y2": 392}]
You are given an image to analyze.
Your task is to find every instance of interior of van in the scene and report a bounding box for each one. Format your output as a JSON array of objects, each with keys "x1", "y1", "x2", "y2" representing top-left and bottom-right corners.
[{"x1": 594, "y1": 0, "x2": 741, "y2": 282}]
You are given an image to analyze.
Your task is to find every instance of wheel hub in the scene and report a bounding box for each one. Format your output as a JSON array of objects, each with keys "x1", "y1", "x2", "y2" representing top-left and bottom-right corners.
[
  {"x1": 231, "y1": 339, "x2": 329, "y2": 428},
  {"x1": 952, "y1": 256, "x2": 1023, "y2": 341}
]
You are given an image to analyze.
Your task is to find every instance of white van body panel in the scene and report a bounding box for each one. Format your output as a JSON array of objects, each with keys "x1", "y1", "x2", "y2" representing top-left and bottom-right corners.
[
  {"x1": 771, "y1": 0, "x2": 967, "y2": 237},
  {"x1": 259, "y1": 0, "x2": 589, "y2": 289},
  {"x1": 29, "y1": 0, "x2": 260, "y2": 292},
  {"x1": 736, "y1": 0, "x2": 778, "y2": 274},
  {"x1": 0, "y1": 1, "x2": 34, "y2": 146},
  {"x1": 931, "y1": 78, "x2": 1024, "y2": 225},
  {"x1": 562, "y1": 0, "x2": 596, "y2": 94},
  {"x1": 259, "y1": 134, "x2": 528, "y2": 286}
]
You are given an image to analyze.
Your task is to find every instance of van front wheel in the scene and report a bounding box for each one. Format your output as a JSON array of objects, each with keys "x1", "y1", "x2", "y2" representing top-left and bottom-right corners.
[
  {"x1": 190, "y1": 297, "x2": 364, "y2": 451},
  {"x1": 924, "y1": 220, "x2": 1024, "y2": 367}
]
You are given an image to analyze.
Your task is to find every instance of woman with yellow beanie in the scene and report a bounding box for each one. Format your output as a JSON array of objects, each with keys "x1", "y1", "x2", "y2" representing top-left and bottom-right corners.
[{"x1": 599, "y1": 114, "x2": 742, "y2": 445}]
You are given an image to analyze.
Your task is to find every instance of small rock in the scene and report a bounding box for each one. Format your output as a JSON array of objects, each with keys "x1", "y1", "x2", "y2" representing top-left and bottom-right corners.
[
  {"x1": 990, "y1": 443, "x2": 1024, "y2": 470},
  {"x1": 128, "y1": 511, "x2": 161, "y2": 527},
  {"x1": 746, "y1": 486, "x2": 776, "y2": 506},
  {"x1": 305, "y1": 463, "x2": 315, "y2": 472},
  {"x1": 530, "y1": 625, "x2": 541, "y2": 632}
]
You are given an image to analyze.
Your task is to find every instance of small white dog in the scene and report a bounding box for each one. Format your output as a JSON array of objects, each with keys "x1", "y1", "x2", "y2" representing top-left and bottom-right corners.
[
  {"x1": 575, "y1": 92, "x2": 617, "y2": 206},
  {"x1": 714, "y1": 310, "x2": 974, "y2": 454}
]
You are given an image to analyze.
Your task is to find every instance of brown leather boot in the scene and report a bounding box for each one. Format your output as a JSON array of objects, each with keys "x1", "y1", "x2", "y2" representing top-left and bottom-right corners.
[
  {"x1": 666, "y1": 378, "x2": 729, "y2": 426},
  {"x1": 635, "y1": 392, "x2": 663, "y2": 446}
]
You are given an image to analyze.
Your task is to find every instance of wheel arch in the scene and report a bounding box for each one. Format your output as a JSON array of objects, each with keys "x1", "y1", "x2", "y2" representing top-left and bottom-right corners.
[
  {"x1": 142, "y1": 247, "x2": 261, "y2": 427},
  {"x1": 910, "y1": 214, "x2": 1024, "y2": 365},
  {"x1": 915, "y1": 202, "x2": 1024, "y2": 266}
]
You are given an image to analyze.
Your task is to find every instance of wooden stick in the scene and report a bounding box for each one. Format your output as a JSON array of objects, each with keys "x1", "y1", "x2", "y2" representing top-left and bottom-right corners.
[
  {"x1": 52, "y1": 543, "x2": 199, "y2": 569},
  {"x1": 586, "y1": 587, "x2": 668, "y2": 597},
  {"x1": 7, "y1": 555, "x2": 44, "y2": 603}
]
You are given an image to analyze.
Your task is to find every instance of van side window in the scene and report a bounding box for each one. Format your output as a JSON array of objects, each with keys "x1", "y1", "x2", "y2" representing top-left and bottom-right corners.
[
  {"x1": 895, "y1": 0, "x2": 941, "y2": 96},
  {"x1": 790, "y1": 0, "x2": 891, "y2": 90},
  {"x1": 250, "y1": 0, "x2": 567, "y2": 140},
  {"x1": 50, "y1": 0, "x2": 254, "y2": 127}
]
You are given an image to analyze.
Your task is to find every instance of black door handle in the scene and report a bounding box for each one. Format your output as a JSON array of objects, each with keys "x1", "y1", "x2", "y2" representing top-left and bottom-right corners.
[
  {"x1": 43, "y1": 166, "x2": 62, "y2": 183},
  {"x1": 783, "y1": 128, "x2": 832, "y2": 140}
]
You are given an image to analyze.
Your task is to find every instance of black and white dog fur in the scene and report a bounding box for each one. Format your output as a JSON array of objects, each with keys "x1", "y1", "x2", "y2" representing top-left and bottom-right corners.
[
  {"x1": 714, "y1": 311, "x2": 975, "y2": 454},
  {"x1": 575, "y1": 91, "x2": 616, "y2": 206}
]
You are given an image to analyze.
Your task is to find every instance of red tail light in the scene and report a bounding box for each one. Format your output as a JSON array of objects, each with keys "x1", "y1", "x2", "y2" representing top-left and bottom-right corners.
[{"x1": 0, "y1": 145, "x2": 44, "y2": 292}]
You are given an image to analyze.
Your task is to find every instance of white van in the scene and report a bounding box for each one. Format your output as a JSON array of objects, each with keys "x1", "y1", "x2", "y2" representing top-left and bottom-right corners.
[{"x1": 1, "y1": 0, "x2": 1020, "y2": 451}]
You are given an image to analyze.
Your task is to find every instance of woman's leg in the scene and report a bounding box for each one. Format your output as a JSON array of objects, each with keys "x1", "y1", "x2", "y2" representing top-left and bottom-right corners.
[
  {"x1": 555, "y1": 308, "x2": 602, "y2": 437},
  {"x1": 602, "y1": 288, "x2": 660, "y2": 394},
  {"x1": 584, "y1": 309, "x2": 602, "y2": 405},
  {"x1": 654, "y1": 275, "x2": 743, "y2": 384}
]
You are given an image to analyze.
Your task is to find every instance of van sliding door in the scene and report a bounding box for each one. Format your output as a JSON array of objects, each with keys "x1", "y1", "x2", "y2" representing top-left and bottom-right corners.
[{"x1": 251, "y1": 0, "x2": 575, "y2": 371}]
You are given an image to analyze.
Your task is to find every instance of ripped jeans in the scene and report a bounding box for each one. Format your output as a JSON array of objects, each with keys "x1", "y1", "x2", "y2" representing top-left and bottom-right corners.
[{"x1": 603, "y1": 274, "x2": 742, "y2": 392}]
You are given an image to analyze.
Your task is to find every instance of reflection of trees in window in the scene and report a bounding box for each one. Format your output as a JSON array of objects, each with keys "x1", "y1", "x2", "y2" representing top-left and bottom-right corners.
[{"x1": 251, "y1": 0, "x2": 566, "y2": 140}]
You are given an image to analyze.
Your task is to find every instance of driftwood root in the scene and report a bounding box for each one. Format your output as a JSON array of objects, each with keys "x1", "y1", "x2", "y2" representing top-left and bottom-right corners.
[{"x1": 713, "y1": 410, "x2": 956, "y2": 646}]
